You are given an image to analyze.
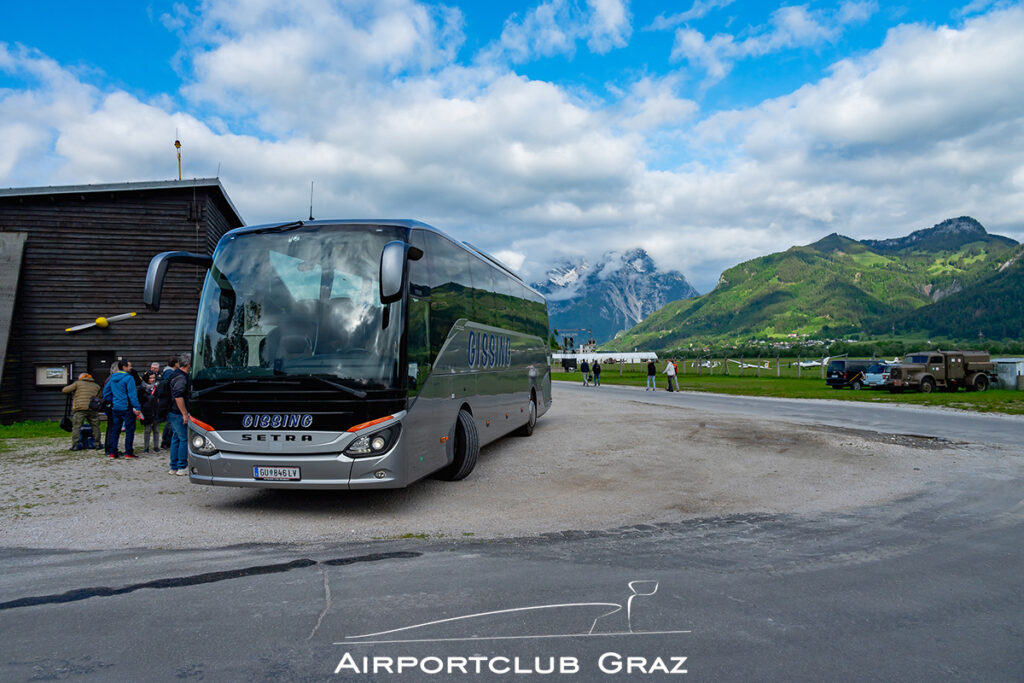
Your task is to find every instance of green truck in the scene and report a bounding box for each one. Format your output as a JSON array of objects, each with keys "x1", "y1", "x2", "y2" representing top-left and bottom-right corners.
[{"x1": 887, "y1": 350, "x2": 996, "y2": 393}]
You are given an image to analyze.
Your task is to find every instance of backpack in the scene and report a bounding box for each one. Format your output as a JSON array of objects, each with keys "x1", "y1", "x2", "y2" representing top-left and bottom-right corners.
[
  {"x1": 88, "y1": 395, "x2": 106, "y2": 412},
  {"x1": 156, "y1": 378, "x2": 171, "y2": 403}
]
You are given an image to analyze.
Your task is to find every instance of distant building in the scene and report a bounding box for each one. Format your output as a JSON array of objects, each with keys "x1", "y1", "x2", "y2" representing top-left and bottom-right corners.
[{"x1": 0, "y1": 179, "x2": 244, "y2": 422}]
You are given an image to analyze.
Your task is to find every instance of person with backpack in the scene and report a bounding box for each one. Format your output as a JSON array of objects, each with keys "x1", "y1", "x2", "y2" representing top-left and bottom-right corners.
[
  {"x1": 646, "y1": 359, "x2": 657, "y2": 391},
  {"x1": 159, "y1": 356, "x2": 179, "y2": 449},
  {"x1": 61, "y1": 373, "x2": 103, "y2": 451},
  {"x1": 102, "y1": 360, "x2": 142, "y2": 459},
  {"x1": 592, "y1": 359, "x2": 602, "y2": 387},
  {"x1": 664, "y1": 359, "x2": 679, "y2": 392}
]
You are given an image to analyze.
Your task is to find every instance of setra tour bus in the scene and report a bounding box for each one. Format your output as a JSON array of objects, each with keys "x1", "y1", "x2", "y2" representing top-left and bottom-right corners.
[{"x1": 144, "y1": 219, "x2": 551, "y2": 489}]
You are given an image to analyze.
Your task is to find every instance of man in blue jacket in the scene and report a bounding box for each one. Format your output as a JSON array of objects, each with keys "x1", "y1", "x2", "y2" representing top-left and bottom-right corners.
[{"x1": 102, "y1": 360, "x2": 142, "y2": 459}]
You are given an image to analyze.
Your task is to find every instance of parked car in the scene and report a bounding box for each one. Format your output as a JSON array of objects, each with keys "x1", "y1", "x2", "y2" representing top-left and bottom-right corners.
[
  {"x1": 863, "y1": 362, "x2": 892, "y2": 388},
  {"x1": 825, "y1": 358, "x2": 872, "y2": 390}
]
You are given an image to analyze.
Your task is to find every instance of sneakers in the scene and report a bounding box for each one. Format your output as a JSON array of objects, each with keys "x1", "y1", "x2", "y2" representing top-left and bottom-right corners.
[
  {"x1": 124, "y1": 453, "x2": 138, "y2": 460},
  {"x1": 176, "y1": 469, "x2": 188, "y2": 476},
  {"x1": 108, "y1": 453, "x2": 118, "y2": 459},
  {"x1": 167, "y1": 469, "x2": 177, "y2": 475}
]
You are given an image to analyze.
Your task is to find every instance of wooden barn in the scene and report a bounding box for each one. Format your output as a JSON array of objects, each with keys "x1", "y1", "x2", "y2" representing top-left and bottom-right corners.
[{"x1": 0, "y1": 179, "x2": 245, "y2": 422}]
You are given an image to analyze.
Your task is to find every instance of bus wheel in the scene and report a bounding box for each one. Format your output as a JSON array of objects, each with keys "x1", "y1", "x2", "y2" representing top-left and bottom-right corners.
[
  {"x1": 973, "y1": 374, "x2": 988, "y2": 392},
  {"x1": 438, "y1": 410, "x2": 479, "y2": 481},
  {"x1": 515, "y1": 396, "x2": 537, "y2": 437}
]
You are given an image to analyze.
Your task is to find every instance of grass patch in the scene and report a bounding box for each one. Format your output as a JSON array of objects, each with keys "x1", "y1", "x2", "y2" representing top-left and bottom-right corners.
[
  {"x1": 554, "y1": 366, "x2": 1024, "y2": 414},
  {"x1": 0, "y1": 420, "x2": 66, "y2": 439}
]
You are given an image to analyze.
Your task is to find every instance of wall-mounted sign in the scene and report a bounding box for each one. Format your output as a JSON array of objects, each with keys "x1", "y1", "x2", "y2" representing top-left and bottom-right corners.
[{"x1": 35, "y1": 364, "x2": 71, "y2": 387}]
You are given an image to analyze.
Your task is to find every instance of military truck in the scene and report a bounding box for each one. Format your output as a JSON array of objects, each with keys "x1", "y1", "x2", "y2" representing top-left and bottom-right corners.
[{"x1": 887, "y1": 350, "x2": 996, "y2": 393}]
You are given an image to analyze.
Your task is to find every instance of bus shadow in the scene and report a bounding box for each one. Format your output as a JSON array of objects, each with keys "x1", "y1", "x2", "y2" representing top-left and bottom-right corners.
[{"x1": 208, "y1": 481, "x2": 445, "y2": 517}]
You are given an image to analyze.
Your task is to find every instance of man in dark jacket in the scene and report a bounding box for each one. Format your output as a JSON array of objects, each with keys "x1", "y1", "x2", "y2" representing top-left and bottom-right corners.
[
  {"x1": 159, "y1": 356, "x2": 179, "y2": 449},
  {"x1": 62, "y1": 373, "x2": 102, "y2": 450},
  {"x1": 102, "y1": 360, "x2": 142, "y2": 459},
  {"x1": 167, "y1": 353, "x2": 192, "y2": 476}
]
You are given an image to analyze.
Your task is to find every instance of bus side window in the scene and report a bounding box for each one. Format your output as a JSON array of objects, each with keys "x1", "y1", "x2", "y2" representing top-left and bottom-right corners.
[
  {"x1": 425, "y1": 233, "x2": 474, "y2": 361},
  {"x1": 407, "y1": 231, "x2": 431, "y2": 394},
  {"x1": 468, "y1": 257, "x2": 498, "y2": 328}
]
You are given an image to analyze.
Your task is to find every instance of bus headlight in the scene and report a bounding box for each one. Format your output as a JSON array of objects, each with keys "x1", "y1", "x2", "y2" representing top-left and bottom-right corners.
[
  {"x1": 345, "y1": 426, "x2": 399, "y2": 457},
  {"x1": 189, "y1": 428, "x2": 218, "y2": 456}
]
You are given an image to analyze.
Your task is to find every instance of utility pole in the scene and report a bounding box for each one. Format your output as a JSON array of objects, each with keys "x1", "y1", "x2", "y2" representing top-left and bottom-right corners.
[{"x1": 174, "y1": 137, "x2": 182, "y2": 180}]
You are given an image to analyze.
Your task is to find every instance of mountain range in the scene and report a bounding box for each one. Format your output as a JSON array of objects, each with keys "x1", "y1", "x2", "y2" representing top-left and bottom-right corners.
[
  {"x1": 606, "y1": 217, "x2": 1022, "y2": 350},
  {"x1": 532, "y1": 248, "x2": 699, "y2": 344}
]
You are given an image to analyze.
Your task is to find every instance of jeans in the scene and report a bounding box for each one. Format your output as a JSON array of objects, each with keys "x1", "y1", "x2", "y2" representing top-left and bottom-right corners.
[
  {"x1": 646, "y1": 375, "x2": 656, "y2": 389},
  {"x1": 104, "y1": 410, "x2": 115, "y2": 453},
  {"x1": 144, "y1": 421, "x2": 161, "y2": 450},
  {"x1": 168, "y1": 413, "x2": 189, "y2": 471},
  {"x1": 109, "y1": 408, "x2": 136, "y2": 455}
]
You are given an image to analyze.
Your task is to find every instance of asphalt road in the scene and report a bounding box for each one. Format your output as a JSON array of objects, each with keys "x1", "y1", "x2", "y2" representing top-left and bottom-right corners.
[
  {"x1": 555, "y1": 381, "x2": 1024, "y2": 447},
  {"x1": 1, "y1": 389, "x2": 1021, "y2": 681}
]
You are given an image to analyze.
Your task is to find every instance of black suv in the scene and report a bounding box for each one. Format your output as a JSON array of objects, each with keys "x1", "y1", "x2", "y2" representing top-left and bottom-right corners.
[{"x1": 825, "y1": 359, "x2": 872, "y2": 390}]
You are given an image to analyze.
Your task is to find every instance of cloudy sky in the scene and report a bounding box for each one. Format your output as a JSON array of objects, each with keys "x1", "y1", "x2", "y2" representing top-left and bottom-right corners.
[{"x1": 2, "y1": 0, "x2": 1023, "y2": 291}]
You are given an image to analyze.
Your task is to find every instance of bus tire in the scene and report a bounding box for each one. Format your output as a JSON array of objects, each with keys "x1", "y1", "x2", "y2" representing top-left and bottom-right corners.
[
  {"x1": 438, "y1": 409, "x2": 479, "y2": 481},
  {"x1": 973, "y1": 374, "x2": 989, "y2": 392},
  {"x1": 920, "y1": 377, "x2": 935, "y2": 393},
  {"x1": 515, "y1": 396, "x2": 537, "y2": 437}
]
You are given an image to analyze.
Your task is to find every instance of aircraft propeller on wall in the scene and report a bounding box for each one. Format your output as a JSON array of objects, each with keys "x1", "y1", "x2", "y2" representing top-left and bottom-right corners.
[{"x1": 65, "y1": 312, "x2": 137, "y2": 333}]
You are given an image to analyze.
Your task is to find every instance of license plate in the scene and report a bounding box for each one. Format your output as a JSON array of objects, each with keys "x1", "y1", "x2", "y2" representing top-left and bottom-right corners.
[
  {"x1": 253, "y1": 466, "x2": 300, "y2": 481},
  {"x1": 894, "y1": 380, "x2": 902, "y2": 386}
]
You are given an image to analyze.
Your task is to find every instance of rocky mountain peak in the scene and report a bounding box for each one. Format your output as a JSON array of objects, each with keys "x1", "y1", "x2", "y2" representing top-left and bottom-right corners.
[
  {"x1": 860, "y1": 216, "x2": 992, "y2": 252},
  {"x1": 535, "y1": 248, "x2": 699, "y2": 344}
]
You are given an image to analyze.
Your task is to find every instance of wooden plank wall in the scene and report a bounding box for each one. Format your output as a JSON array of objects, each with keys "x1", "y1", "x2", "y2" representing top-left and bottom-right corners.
[{"x1": 0, "y1": 186, "x2": 243, "y2": 422}]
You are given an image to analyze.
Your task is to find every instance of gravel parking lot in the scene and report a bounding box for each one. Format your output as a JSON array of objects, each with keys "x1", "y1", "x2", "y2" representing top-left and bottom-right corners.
[{"x1": 0, "y1": 385, "x2": 1003, "y2": 551}]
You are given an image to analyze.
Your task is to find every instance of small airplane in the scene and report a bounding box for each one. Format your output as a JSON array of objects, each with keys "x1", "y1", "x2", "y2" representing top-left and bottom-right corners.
[
  {"x1": 788, "y1": 353, "x2": 846, "y2": 368},
  {"x1": 727, "y1": 359, "x2": 772, "y2": 369},
  {"x1": 65, "y1": 312, "x2": 137, "y2": 333},
  {"x1": 691, "y1": 359, "x2": 721, "y2": 369}
]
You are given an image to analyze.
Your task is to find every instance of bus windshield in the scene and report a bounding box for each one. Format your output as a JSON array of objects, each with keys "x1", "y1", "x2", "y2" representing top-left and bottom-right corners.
[{"x1": 192, "y1": 224, "x2": 405, "y2": 390}]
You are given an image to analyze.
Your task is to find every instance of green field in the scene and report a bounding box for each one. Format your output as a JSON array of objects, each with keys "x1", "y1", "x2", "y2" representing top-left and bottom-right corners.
[{"x1": 554, "y1": 361, "x2": 1024, "y2": 414}]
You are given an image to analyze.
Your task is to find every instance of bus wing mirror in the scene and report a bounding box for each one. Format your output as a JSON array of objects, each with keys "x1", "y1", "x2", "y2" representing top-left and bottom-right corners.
[
  {"x1": 144, "y1": 251, "x2": 213, "y2": 311},
  {"x1": 380, "y1": 241, "x2": 418, "y2": 304}
]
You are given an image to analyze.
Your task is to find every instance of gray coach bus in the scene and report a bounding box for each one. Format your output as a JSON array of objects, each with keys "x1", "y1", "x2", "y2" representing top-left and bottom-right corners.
[{"x1": 144, "y1": 219, "x2": 551, "y2": 489}]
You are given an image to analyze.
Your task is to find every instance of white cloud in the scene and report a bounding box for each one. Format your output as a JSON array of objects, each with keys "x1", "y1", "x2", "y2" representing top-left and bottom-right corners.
[
  {"x1": 648, "y1": 0, "x2": 736, "y2": 29},
  {"x1": 669, "y1": 3, "x2": 876, "y2": 86},
  {"x1": 480, "y1": 0, "x2": 631, "y2": 65},
  {"x1": 1, "y1": 3, "x2": 1023, "y2": 295}
]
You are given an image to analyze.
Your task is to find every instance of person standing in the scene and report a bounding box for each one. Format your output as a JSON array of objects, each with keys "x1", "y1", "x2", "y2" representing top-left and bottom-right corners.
[
  {"x1": 664, "y1": 359, "x2": 679, "y2": 392},
  {"x1": 580, "y1": 359, "x2": 590, "y2": 386},
  {"x1": 138, "y1": 373, "x2": 161, "y2": 453},
  {"x1": 102, "y1": 360, "x2": 142, "y2": 459},
  {"x1": 61, "y1": 373, "x2": 102, "y2": 451},
  {"x1": 159, "y1": 356, "x2": 179, "y2": 450},
  {"x1": 167, "y1": 352, "x2": 192, "y2": 476},
  {"x1": 646, "y1": 359, "x2": 657, "y2": 391},
  {"x1": 593, "y1": 359, "x2": 602, "y2": 387}
]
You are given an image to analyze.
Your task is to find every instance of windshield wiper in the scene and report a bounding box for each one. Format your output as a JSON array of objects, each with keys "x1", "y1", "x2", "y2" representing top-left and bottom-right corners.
[
  {"x1": 192, "y1": 378, "x2": 262, "y2": 399},
  {"x1": 301, "y1": 375, "x2": 368, "y2": 399}
]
